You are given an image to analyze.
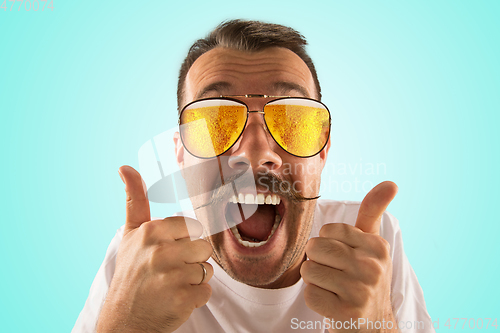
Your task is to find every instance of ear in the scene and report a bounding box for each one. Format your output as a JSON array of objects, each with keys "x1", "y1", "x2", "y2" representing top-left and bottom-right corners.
[
  {"x1": 318, "y1": 135, "x2": 331, "y2": 170},
  {"x1": 173, "y1": 131, "x2": 185, "y2": 170}
]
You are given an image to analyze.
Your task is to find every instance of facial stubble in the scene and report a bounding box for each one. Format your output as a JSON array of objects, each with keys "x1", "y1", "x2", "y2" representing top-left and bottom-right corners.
[
  {"x1": 190, "y1": 169, "x2": 320, "y2": 287},
  {"x1": 206, "y1": 199, "x2": 316, "y2": 287}
]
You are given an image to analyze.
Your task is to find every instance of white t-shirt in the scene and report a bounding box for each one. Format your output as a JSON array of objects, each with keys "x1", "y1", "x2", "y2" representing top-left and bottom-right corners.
[{"x1": 73, "y1": 200, "x2": 434, "y2": 332}]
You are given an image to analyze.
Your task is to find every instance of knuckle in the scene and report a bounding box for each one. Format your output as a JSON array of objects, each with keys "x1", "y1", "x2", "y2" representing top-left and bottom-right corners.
[
  {"x1": 349, "y1": 281, "x2": 371, "y2": 307},
  {"x1": 323, "y1": 222, "x2": 355, "y2": 240},
  {"x1": 377, "y1": 237, "x2": 391, "y2": 258},
  {"x1": 303, "y1": 286, "x2": 313, "y2": 306},
  {"x1": 164, "y1": 265, "x2": 185, "y2": 283},
  {"x1": 345, "y1": 307, "x2": 364, "y2": 320},
  {"x1": 319, "y1": 222, "x2": 348, "y2": 238},
  {"x1": 163, "y1": 216, "x2": 192, "y2": 238},
  {"x1": 300, "y1": 260, "x2": 313, "y2": 281},
  {"x1": 360, "y1": 284, "x2": 374, "y2": 304},
  {"x1": 198, "y1": 239, "x2": 214, "y2": 257},
  {"x1": 303, "y1": 284, "x2": 334, "y2": 318},
  {"x1": 187, "y1": 239, "x2": 213, "y2": 261},
  {"x1": 149, "y1": 246, "x2": 162, "y2": 268},
  {"x1": 323, "y1": 240, "x2": 348, "y2": 258},
  {"x1": 308, "y1": 237, "x2": 352, "y2": 262},
  {"x1": 196, "y1": 284, "x2": 212, "y2": 307},
  {"x1": 309, "y1": 263, "x2": 330, "y2": 286},
  {"x1": 368, "y1": 234, "x2": 391, "y2": 259},
  {"x1": 303, "y1": 284, "x2": 320, "y2": 309},
  {"x1": 169, "y1": 285, "x2": 192, "y2": 309},
  {"x1": 170, "y1": 285, "x2": 212, "y2": 312},
  {"x1": 183, "y1": 217, "x2": 204, "y2": 236},
  {"x1": 338, "y1": 222, "x2": 352, "y2": 236},
  {"x1": 305, "y1": 238, "x2": 319, "y2": 257},
  {"x1": 318, "y1": 224, "x2": 333, "y2": 238},
  {"x1": 139, "y1": 221, "x2": 156, "y2": 240},
  {"x1": 359, "y1": 257, "x2": 384, "y2": 284},
  {"x1": 150, "y1": 243, "x2": 179, "y2": 269}
]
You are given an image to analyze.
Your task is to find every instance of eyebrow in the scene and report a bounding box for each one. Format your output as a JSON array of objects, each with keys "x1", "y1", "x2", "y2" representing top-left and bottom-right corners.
[
  {"x1": 195, "y1": 82, "x2": 232, "y2": 100},
  {"x1": 195, "y1": 80, "x2": 311, "y2": 100},
  {"x1": 272, "y1": 81, "x2": 310, "y2": 98}
]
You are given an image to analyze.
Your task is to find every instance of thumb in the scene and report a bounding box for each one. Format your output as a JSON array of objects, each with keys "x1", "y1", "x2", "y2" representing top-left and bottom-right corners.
[
  {"x1": 118, "y1": 165, "x2": 151, "y2": 234},
  {"x1": 355, "y1": 181, "x2": 398, "y2": 235}
]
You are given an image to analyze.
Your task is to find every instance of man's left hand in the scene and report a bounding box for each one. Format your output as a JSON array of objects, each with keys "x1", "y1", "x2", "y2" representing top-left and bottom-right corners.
[{"x1": 301, "y1": 181, "x2": 399, "y2": 332}]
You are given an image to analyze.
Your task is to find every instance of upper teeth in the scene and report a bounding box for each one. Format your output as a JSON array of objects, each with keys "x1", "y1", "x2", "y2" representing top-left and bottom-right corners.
[{"x1": 230, "y1": 193, "x2": 281, "y2": 205}]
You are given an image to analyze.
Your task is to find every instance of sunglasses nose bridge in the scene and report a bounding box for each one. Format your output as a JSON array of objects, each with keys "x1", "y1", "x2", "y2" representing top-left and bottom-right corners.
[
  {"x1": 245, "y1": 110, "x2": 268, "y2": 134},
  {"x1": 229, "y1": 111, "x2": 282, "y2": 171}
]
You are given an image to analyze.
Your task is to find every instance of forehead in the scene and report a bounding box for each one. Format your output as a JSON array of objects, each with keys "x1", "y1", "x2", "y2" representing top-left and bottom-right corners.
[{"x1": 183, "y1": 47, "x2": 316, "y2": 106}]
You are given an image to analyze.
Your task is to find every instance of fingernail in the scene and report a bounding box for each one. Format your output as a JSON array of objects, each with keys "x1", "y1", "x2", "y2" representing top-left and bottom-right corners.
[
  {"x1": 118, "y1": 169, "x2": 125, "y2": 183},
  {"x1": 118, "y1": 169, "x2": 127, "y2": 192}
]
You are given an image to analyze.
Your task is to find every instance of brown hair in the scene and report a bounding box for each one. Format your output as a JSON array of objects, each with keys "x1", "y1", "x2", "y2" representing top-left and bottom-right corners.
[{"x1": 177, "y1": 19, "x2": 321, "y2": 110}]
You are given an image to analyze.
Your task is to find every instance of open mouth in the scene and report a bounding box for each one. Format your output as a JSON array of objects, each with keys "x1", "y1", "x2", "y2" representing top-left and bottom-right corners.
[{"x1": 225, "y1": 193, "x2": 285, "y2": 248}]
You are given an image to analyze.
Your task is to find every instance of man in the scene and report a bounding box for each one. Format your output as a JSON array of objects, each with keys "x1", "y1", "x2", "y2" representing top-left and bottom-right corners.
[{"x1": 74, "y1": 20, "x2": 433, "y2": 332}]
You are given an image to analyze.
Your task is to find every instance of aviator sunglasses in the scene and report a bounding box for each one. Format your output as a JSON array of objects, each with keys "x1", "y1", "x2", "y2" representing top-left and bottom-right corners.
[{"x1": 179, "y1": 95, "x2": 331, "y2": 159}]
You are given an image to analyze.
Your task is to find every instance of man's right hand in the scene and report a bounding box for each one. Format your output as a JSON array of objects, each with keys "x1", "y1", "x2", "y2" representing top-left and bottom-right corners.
[{"x1": 96, "y1": 165, "x2": 214, "y2": 333}]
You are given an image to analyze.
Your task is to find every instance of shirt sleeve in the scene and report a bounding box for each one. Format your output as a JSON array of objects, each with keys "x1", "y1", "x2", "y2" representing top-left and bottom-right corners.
[{"x1": 71, "y1": 226, "x2": 124, "y2": 333}]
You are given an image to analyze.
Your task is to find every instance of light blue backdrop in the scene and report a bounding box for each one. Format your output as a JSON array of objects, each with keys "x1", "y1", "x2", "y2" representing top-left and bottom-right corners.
[{"x1": 1, "y1": 1, "x2": 498, "y2": 332}]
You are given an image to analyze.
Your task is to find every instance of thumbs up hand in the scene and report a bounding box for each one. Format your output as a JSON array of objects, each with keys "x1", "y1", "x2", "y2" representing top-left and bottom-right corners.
[
  {"x1": 301, "y1": 181, "x2": 399, "y2": 332},
  {"x1": 97, "y1": 166, "x2": 214, "y2": 333}
]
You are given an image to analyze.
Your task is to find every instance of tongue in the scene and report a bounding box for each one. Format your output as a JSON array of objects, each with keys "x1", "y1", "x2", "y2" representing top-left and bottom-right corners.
[{"x1": 228, "y1": 204, "x2": 275, "y2": 241}]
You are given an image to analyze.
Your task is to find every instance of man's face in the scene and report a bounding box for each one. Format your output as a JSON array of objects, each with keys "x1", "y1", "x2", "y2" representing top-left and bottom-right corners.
[{"x1": 174, "y1": 47, "x2": 330, "y2": 289}]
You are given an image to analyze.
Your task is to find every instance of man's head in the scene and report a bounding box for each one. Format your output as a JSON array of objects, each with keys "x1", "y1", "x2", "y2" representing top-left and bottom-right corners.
[
  {"x1": 173, "y1": 20, "x2": 330, "y2": 289},
  {"x1": 177, "y1": 19, "x2": 322, "y2": 110}
]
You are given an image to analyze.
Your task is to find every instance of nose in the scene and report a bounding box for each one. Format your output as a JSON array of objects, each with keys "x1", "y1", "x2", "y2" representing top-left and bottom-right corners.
[{"x1": 227, "y1": 112, "x2": 282, "y2": 173}]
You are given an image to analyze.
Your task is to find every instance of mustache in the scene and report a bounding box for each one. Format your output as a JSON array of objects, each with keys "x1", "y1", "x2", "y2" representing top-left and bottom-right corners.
[{"x1": 194, "y1": 171, "x2": 319, "y2": 210}]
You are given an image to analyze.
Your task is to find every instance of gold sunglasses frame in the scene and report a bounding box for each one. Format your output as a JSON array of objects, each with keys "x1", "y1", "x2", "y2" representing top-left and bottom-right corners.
[{"x1": 178, "y1": 95, "x2": 331, "y2": 159}]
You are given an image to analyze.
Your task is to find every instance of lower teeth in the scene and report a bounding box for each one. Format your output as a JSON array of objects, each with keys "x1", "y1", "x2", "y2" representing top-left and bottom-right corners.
[{"x1": 230, "y1": 213, "x2": 282, "y2": 248}]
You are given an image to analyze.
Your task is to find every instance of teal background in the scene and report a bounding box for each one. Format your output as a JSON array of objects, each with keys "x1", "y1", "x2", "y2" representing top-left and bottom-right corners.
[{"x1": 1, "y1": 1, "x2": 499, "y2": 332}]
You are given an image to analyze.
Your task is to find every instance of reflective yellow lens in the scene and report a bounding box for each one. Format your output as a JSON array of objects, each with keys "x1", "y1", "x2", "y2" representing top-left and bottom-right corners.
[
  {"x1": 180, "y1": 103, "x2": 247, "y2": 158},
  {"x1": 265, "y1": 103, "x2": 330, "y2": 157}
]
